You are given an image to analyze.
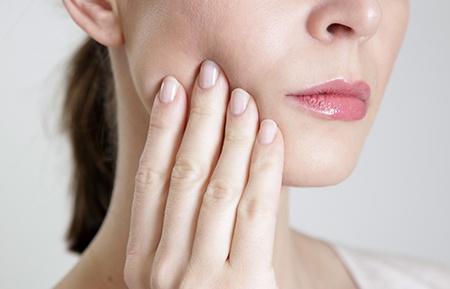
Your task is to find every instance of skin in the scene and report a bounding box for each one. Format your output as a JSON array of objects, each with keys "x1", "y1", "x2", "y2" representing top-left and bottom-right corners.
[{"x1": 57, "y1": 0, "x2": 409, "y2": 288}]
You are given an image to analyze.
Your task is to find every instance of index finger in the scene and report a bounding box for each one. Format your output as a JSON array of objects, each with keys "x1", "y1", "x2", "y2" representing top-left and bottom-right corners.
[{"x1": 125, "y1": 76, "x2": 187, "y2": 286}]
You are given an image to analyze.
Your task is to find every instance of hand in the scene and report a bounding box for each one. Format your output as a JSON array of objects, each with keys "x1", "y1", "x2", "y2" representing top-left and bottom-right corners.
[{"x1": 124, "y1": 60, "x2": 284, "y2": 289}]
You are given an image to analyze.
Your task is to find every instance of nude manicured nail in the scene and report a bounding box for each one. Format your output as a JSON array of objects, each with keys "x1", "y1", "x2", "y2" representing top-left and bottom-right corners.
[
  {"x1": 159, "y1": 76, "x2": 179, "y2": 104},
  {"x1": 199, "y1": 60, "x2": 219, "y2": 90},
  {"x1": 230, "y1": 89, "x2": 250, "y2": 116},
  {"x1": 258, "y1": 120, "x2": 277, "y2": 145}
]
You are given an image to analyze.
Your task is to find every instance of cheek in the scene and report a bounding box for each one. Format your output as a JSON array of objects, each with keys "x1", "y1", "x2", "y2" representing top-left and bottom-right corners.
[
  {"x1": 121, "y1": 2, "x2": 214, "y2": 111},
  {"x1": 204, "y1": 2, "x2": 296, "y2": 90},
  {"x1": 121, "y1": 0, "x2": 294, "y2": 112}
]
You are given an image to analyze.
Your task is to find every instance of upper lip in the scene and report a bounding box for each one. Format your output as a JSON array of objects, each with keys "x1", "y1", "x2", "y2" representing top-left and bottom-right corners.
[{"x1": 286, "y1": 79, "x2": 371, "y2": 103}]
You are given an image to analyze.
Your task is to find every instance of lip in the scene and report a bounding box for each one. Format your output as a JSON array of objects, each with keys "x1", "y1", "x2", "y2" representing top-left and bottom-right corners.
[{"x1": 285, "y1": 79, "x2": 371, "y2": 120}]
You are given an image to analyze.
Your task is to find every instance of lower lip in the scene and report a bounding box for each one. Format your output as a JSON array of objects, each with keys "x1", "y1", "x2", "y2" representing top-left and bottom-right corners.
[{"x1": 292, "y1": 94, "x2": 367, "y2": 120}]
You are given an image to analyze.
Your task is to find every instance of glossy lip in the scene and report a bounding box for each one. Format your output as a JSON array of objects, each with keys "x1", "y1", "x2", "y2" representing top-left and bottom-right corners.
[{"x1": 285, "y1": 79, "x2": 371, "y2": 120}]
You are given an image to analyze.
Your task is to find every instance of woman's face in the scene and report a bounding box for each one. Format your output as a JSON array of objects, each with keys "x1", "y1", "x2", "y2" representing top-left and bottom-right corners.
[{"x1": 117, "y1": 0, "x2": 409, "y2": 187}]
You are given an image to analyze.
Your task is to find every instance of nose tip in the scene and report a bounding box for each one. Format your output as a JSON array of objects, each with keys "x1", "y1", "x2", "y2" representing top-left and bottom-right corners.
[{"x1": 307, "y1": 1, "x2": 382, "y2": 43}]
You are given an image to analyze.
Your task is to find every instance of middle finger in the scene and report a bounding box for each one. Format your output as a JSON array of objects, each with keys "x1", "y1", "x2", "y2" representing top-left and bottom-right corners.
[{"x1": 153, "y1": 60, "x2": 229, "y2": 279}]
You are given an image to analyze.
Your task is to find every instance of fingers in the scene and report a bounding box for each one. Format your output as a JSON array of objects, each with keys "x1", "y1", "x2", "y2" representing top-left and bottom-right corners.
[
  {"x1": 152, "y1": 61, "x2": 229, "y2": 284},
  {"x1": 126, "y1": 60, "x2": 285, "y2": 288},
  {"x1": 125, "y1": 76, "x2": 188, "y2": 287},
  {"x1": 230, "y1": 120, "x2": 284, "y2": 270},
  {"x1": 190, "y1": 89, "x2": 259, "y2": 267}
]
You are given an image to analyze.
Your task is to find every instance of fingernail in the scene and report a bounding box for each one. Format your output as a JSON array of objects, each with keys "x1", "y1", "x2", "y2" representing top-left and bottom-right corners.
[
  {"x1": 230, "y1": 89, "x2": 250, "y2": 116},
  {"x1": 258, "y1": 120, "x2": 277, "y2": 145},
  {"x1": 199, "y1": 60, "x2": 219, "y2": 90},
  {"x1": 159, "y1": 76, "x2": 179, "y2": 104}
]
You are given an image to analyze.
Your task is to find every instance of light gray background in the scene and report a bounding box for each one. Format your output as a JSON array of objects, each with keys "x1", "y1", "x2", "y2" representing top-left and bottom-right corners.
[{"x1": 1, "y1": 1, "x2": 449, "y2": 288}]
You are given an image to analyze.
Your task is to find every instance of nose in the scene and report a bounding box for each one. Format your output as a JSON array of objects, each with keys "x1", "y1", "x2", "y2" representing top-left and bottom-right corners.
[{"x1": 306, "y1": 0, "x2": 382, "y2": 43}]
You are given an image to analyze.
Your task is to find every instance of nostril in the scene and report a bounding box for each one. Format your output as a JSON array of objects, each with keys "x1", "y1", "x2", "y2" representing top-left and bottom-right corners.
[
  {"x1": 307, "y1": 1, "x2": 382, "y2": 43},
  {"x1": 326, "y1": 23, "x2": 353, "y2": 35}
]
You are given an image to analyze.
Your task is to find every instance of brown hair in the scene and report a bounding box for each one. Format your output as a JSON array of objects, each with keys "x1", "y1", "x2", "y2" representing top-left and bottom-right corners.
[{"x1": 62, "y1": 38, "x2": 117, "y2": 254}]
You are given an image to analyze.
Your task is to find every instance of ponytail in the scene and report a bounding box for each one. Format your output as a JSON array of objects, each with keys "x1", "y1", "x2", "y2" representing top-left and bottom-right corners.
[{"x1": 62, "y1": 38, "x2": 117, "y2": 254}]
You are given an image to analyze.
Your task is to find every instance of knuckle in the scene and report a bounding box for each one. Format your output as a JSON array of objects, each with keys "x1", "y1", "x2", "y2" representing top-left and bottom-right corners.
[
  {"x1": 123, "y1": 256, "x2": 147, "y2": 289},
  {"x1": 150, "y1": 264, "x2": 169, "y2": 289},
  {"x1": 179, "y1": 276, "x2": 205, "y2": 289},
  {"x1": 150, "y1": 273, "x2": 168, "y2": 289},
  {"x1": 180, "y1": 265, "x2": 214, "y2": 289},
  {"x1": 251, "y1": 153, "x2": 278, "y2": 173},
  {"x1": 189, "y1": 102, "x2": 215, "y2": 118},
  {"x1": 135, "y1": 163, "x2": 164, "y2": 190},
  {"x1": 238, "y1": 197, "x2": 276, "y2": 220},
  {"x1": 171, "y1": 157, "x2": 203, "y2": 186},
  {"x1": 150, "y1": 256, "x2": 179, "y2": 289},
  {"x1": 204, "y1": 178, "x2": 237, "y2": 203},
  {"x1": 224, "y1": 127, "x2": 249, "y2": 145},
  {"x1": 149, "y1": 107, "x2": 173, "y2": 131},
  {"x1": 125, "y1": 241, "x2": 139, "y2": 259}
]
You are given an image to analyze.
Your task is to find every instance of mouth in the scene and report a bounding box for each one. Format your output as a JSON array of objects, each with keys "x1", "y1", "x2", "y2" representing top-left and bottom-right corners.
[{"x1": 285, "y1": 79, "x2": 371, "y2": 121}]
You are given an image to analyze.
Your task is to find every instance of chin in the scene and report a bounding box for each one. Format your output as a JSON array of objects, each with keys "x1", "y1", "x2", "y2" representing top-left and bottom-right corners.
[{"x1": 281, "y1": 142, "x2": 361, "y2": 188}]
